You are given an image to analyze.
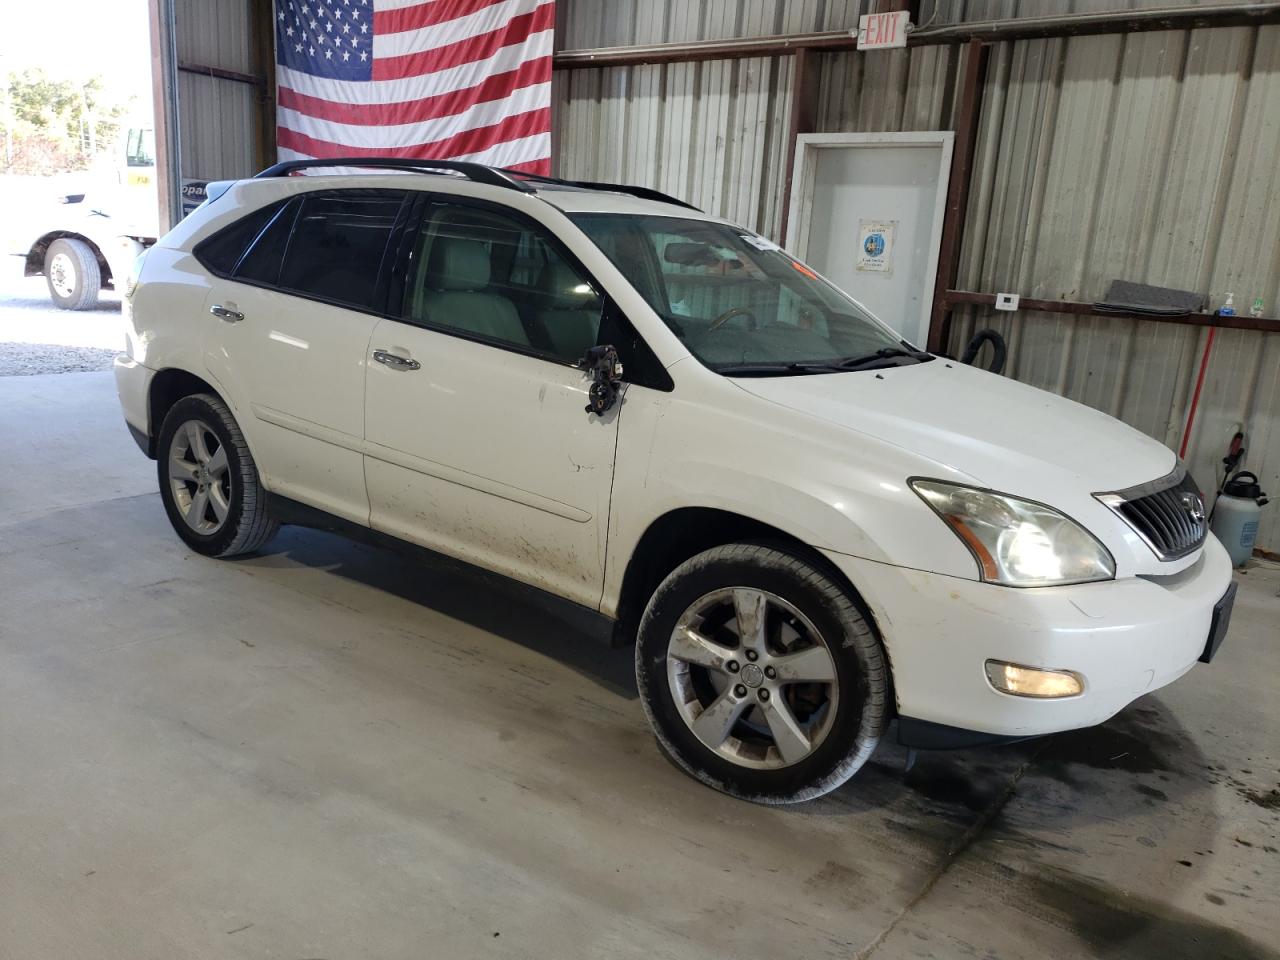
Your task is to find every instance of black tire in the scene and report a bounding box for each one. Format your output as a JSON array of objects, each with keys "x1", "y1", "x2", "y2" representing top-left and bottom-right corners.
[
  {"x1": 44, "y1": 237, "x2": 101, "y2": 310},
  {"x1": 635, "y1": 543, "x2": 888, "y2": 804},
  {"x1": 156, "y1": 393, "x2": 279, "y2": 558}
]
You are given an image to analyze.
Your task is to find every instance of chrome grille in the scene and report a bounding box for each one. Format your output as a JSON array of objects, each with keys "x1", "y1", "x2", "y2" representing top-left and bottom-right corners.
[{"x1": 1096, "y1": 468, "x2": 1207, "y2": 561}]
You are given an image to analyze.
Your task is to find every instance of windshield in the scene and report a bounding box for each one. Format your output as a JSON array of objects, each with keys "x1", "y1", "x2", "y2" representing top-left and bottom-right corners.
[
  {"x1": 126, "y1": 128, "x2": 155, "y2": 167},
  {"x1": 570, "y1": 213, "x2": 922, "y2": 374}
]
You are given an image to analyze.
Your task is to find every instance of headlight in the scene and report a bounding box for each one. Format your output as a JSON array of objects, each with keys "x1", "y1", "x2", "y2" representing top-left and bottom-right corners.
[{"x1": 910, "y1": 480, "x2": 1115, "y2": 587}]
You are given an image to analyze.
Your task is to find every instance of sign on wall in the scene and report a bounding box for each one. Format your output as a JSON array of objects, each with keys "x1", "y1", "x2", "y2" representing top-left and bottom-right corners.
[
  {"x1": 856, "y1": 219, "x2": 897, "y2": 275},
  {"x1": 857, "y1": 11, "x2": 910, "y2": 51}
]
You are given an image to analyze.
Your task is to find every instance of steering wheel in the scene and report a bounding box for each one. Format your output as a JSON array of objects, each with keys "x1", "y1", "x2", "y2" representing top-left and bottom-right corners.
[{"x1": 707, "y1": 306, "x2": 760, "y2": 333}]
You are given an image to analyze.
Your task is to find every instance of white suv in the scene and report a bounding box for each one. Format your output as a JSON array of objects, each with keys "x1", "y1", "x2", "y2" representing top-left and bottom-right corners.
[{"x1": 114, "y1": 159, "x2": 1235, "y2": 804}]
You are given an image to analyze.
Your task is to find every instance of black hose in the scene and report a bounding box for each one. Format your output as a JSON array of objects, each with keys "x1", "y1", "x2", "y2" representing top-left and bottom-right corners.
[{"x1": 960, "y1": 329, "x2": 1007, "y2": 374}]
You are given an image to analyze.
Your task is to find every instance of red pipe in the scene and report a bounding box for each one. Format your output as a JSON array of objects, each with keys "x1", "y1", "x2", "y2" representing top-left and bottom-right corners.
[{"x1": 1179, "y1": 327, "x2": 1217, "y2": 459}]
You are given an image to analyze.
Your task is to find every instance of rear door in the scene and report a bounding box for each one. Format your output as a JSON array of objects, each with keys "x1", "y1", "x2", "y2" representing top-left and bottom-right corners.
[
  {"x1": 200, "y1": 188, "x2": 408, "y2": 524},
  {"x1": 362, "y1": 196, "x2": 619, "y2": 607}
]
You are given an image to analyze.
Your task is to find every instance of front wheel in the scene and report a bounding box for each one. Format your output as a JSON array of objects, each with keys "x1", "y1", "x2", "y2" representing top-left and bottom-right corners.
[
  {"x1": 156, "y1": 393, "x2": 279, "y2": 557},
  {"x1": 44, "y1": 237, "x2": 101, "y2": 310},
  {"x1": 635, "y1": 543, "x2": 888, "y2": 804}
]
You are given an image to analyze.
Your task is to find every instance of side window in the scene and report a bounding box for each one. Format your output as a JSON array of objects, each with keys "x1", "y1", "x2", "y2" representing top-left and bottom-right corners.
[
  {"x1": 194, "y1": 201, "x2": 284, "y2": 276},
  {"x1": 276, "y1": 191, "x2": 405, "y2": 310},
  {"x1": 235, "y1": 198, "x2": 299, "y2": 286},
  {"x1": 403, "y1": 202, "x2": 602, "y2": 364}
]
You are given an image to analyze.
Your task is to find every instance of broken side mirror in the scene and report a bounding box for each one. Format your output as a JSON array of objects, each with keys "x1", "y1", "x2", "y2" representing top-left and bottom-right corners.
[{"x1": 581, "y1": 344, "x2": 623, "y2": 415}]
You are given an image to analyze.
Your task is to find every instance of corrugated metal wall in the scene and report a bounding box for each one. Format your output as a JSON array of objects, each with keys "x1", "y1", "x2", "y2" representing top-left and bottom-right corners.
[
  {"x1": 173, "y1": 0, "x2": 265, "y2": 181},
  {"x1": 951, "y1": 25, "x2": 1280, "y2": 552},
  {"x1": 554, "y1": 2, "x2": 1280, "y2": 552},
  {"x1": 921, "y1": 0, "x2": 1256, "y2": 22},
  {"x1": 555, "y1": 0, "x2": 870, "y2": 48}
]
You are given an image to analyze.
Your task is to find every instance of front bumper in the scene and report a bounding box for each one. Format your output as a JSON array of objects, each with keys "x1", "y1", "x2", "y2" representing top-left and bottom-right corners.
[{"x1": 823, "y1": 535, "x2": 1234, "y2": 738}]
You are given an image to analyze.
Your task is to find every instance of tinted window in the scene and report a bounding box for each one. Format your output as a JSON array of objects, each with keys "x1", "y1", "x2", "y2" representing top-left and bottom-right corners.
[
  {"x1": 277, "y1": 191, "x2": 405, "y2": 310},
  {"x1": 236, "y1": 199, "x2": 299, "y2": 286},
  {"x1": 195, "y1": 202, "x2": 282, "y2": 276},
  {"x1": 404, "y1": 202, "x2": 602, "y2": 363}
]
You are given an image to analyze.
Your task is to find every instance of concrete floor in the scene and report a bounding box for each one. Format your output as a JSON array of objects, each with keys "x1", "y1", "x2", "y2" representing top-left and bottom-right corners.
[{"x1": 2, "y1": 371, "x2": 1278, "y2": 960}]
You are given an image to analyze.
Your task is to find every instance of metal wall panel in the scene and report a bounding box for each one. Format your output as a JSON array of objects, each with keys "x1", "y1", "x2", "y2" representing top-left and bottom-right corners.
[
  {"x1": 176, "y1": 0, "x2": 256, "y2": 74},
  {"x1": 553, "y1": 55, "x2": 794, "y2": 238},
  {"x1": 557, "y1": 0, "x2": 870, "y2": 49},
  {"x1": 920, "y1": 0, "x2": 1255, "y2": 24},
  {"x1": 949, "y1": 24, "x2": 1280, "y2": 551},
  {"x1": 553, "y1": 5, "x2": 1280, "y2": 549},
  {"x1": 176, "y1": 72, "x2": 260, "y2": 181},
  {"x1": 172, "y1": 0, "x2": 262, "y2": 180}
]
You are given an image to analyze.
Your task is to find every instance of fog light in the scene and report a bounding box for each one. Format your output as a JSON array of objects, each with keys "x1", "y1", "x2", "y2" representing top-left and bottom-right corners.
[{"x1": 985, "y1": 660, "x2": 1084, "y2": 699}]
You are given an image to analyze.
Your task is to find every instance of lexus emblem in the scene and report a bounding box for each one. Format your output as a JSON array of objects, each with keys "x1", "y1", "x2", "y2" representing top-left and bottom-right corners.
[{"x1": 1180, "y1": 492, "x2": 1206, "y2": 524}]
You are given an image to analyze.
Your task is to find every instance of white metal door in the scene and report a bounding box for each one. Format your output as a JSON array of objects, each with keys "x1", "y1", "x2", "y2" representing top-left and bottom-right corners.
[
  {"x1": 363, "y1": 321, "x2": 619, "y2": 608},
  {"x1": 786, "y1": 132, "x2": 953, "y2": 348}
]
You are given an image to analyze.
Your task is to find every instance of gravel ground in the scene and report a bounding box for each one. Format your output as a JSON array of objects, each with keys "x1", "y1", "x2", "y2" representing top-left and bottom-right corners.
[
  {"x1": 0, "y1": 258, "x2": 124, "y2": 376},
  {"x1": 0, "y1": 341, "x2": 118, "y2": 376}
]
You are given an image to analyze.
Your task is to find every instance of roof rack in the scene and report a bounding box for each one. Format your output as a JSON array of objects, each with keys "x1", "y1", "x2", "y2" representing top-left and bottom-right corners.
[
  {"x1": 254, "y1": 157, "x2": 536, "y2": 193},
  {"x1": 251, "y1": 157, "x2": 700, "y2": 210},
  {"x1": 504, "y1": 170, "x2": 701, "y2": 211}
]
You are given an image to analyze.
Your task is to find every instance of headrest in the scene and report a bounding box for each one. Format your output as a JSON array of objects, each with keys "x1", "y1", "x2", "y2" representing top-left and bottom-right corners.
[
  {"x1": 426, "y1": 237, "x2": 490, "y2": 292},
  {"x1": 538, "y1": 260, "x2": 596, "y2": 309}
]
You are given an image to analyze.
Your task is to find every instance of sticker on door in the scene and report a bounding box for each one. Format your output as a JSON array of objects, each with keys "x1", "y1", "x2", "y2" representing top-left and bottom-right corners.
[{"x1": 856, "y1": 219, "x2": 897, "y2": 275}]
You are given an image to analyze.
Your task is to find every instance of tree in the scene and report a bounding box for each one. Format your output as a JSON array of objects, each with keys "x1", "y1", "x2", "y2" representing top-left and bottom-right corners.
[{"x1": 2, "y1": 68, "x2": 131, "y2": 173}]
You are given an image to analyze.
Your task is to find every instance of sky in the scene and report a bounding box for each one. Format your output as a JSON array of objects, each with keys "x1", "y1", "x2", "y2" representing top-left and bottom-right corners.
[{"x1": 1, "y1": 0, "x2": 153, "y2": 114}]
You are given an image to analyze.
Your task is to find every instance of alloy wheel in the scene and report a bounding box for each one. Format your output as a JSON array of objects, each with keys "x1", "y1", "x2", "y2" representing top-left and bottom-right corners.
[
  {"x1": 666, "y1": 587, "x2": 839, "y2": 769},
  {"x1": 167, "y1": 419, "x2": 232, "y2": 534}
]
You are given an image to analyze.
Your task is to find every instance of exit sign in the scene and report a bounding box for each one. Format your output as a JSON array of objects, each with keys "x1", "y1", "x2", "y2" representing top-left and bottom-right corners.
[{"x1": 857, "y1": 11, "x2": 910, "y2": 50}]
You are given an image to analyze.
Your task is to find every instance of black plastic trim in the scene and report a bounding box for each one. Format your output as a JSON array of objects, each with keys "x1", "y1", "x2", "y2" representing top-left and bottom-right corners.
[
  {"x1": 505, "y1": 169, "x2": 701, "y2": 211},
  {"x1": 126, "y1": 420, "x2": 154, "y2": 458},
  {"x1": 263, "y1": 493, "x2": 616, "y2": 633},
  {"x1": 896, "y1": 716, "x2": 1034, "y2": 750}
]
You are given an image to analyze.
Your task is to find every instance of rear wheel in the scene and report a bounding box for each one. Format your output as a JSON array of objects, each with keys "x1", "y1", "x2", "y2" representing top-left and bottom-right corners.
[
  {"x1": 156, "y1": 394, "x2": 278, "y2": 557},
  {"x1": 44, "y1": 238, "x2": 101, "y2": 310},
  {"x1": 635, "y1": 543, "x2": 888, "y2": 804}
]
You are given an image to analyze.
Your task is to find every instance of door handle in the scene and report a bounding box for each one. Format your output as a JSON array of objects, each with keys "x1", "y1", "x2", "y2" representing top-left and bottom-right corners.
[
  {"x1": 373, "y1": 349, "x2": 421, "y2": 371},
  {"x1": 209, "y1": 304, "x2": 244, "y2": 323}
]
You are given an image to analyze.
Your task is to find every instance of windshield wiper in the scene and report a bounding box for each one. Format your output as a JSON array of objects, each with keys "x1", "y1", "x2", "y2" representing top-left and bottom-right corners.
[
  {"x1": 835, "y1": 347, "x2": 933, "y2": 370},
  {"x1": 714, "y1": 361, "x2": 846, "y2": 377}
]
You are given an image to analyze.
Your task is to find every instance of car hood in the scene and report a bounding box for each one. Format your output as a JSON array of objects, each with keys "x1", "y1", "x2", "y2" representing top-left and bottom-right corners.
[{"x1": 731, "y1": 359, "x2": 1176, "y2": 495}]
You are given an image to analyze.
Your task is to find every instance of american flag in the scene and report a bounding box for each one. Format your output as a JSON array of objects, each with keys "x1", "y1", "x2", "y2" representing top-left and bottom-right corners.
[{"x1": 274, "y1": 0, "x2": 554, "y2": 174}]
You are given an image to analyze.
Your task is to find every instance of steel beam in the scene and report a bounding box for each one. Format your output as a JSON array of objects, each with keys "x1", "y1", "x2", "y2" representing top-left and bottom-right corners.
[
  {"x1": 944, "y1": 290, "x2": 1280, "y2": 334},
  {"x1": 552, "y1": 3, "x2": 1280, "y2": 70}
]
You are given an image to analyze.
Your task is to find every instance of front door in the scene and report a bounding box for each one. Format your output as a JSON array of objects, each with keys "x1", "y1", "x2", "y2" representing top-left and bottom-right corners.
[{"x1": 363, "y1": 197, "x2": 619, "y2": 607}]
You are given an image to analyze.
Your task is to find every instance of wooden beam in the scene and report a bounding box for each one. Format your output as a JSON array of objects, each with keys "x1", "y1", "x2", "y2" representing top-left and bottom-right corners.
[
  {"x1": 249, "y1": 0, "x2": 277, "y2": 170},
  {"x1": 777, "y1": 46, "x2": 821, "y2": 244},
  {"x1": 926, "y1": 39, "x2": 987, "y2": 354},
  {"x1": 148, "y1": 0, "x2": 181, "y2": 231}
]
